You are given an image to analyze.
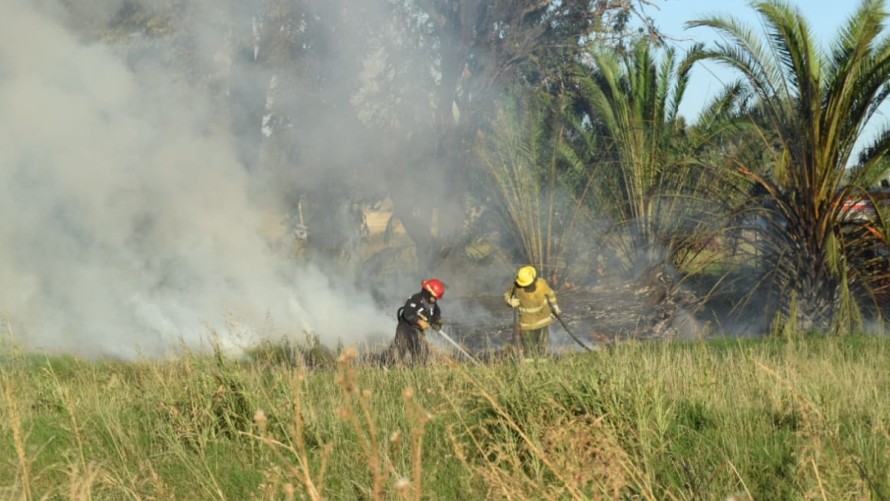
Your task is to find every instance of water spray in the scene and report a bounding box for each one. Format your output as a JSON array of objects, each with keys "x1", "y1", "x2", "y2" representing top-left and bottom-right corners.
[{"x1": 434, "y1": 328, "x2": 480, "y2": 365}]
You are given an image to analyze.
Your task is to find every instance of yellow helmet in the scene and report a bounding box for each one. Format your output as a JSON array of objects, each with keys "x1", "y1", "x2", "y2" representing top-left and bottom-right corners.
[{"x1": 515, "y1": 266, "x2": 537, "y2": 287}]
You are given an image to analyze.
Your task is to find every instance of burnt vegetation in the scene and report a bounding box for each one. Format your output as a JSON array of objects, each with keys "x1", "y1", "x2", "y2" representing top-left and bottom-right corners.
[{"x1": 68, "y1": 0, "x2": 890, "y2": 349}]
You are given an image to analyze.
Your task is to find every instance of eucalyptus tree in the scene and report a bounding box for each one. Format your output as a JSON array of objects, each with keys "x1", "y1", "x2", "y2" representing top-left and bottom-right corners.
[
  {"x1": 687, "y1": 0, "x2": 890, "y2": 333},
  {"x1": 368, "y1": 0, "x2": 661, "y2": 269},
  {"x1": 58, "y1": 0, "x2": 666, "y2": 273}
]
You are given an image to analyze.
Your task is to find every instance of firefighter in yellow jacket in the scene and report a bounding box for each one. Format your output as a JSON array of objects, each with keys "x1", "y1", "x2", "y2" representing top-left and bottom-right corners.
[{"x1": 504, "y1": 265, "x2": 560, "y2": 357}]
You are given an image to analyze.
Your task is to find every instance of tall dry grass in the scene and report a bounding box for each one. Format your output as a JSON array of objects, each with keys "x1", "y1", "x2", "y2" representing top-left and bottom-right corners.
[{"x1": 1, "y1": 332, "x2": 889, "y2": 499}]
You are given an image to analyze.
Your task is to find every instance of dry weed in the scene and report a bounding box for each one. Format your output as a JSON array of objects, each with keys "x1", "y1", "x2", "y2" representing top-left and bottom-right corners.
[{"x1": 539, "y1": 410, "x2": 629, "y2": 498}]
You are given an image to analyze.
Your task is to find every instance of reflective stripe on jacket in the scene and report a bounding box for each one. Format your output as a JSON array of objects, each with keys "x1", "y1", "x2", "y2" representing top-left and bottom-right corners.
[{"x1": 504, "y1": 277, "x2": 557, "y2": 330}]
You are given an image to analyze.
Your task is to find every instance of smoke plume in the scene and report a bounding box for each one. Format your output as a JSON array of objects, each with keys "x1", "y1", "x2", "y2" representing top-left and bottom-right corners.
[{"x1": 0, "y1": 0, "x2": 395, "y2": 359}]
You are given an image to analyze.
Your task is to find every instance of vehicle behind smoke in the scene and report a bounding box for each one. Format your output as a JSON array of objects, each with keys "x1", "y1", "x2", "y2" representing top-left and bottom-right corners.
[{"x1": 840, "y1": 185, "x2": 890, "y2": 223}]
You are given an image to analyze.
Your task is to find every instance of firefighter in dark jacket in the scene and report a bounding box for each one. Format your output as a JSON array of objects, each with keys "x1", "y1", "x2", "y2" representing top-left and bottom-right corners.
[
  {"x1": 388, "y1": 278, "x2": 445, "y2": 366},
  {"x1": 505, "y1": 266, "x2": 560, "y2": 357}
]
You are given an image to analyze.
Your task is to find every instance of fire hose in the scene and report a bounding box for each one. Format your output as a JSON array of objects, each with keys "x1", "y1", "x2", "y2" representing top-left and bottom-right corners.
[
  {"x1": 547, "y1": 298, "x2": 594, "y2": 352},
  {"x1": 434, "y1": 328, "x2": 480, "y2": 365}
]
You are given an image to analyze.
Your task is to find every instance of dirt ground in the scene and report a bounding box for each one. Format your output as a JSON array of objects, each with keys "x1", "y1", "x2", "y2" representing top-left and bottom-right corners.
[
  {"x1": 360, "y1": 203, "x2": 761, "y2": 357},
  {"x1": 437, "y1": 276, "x2": 726, "y2": 356}
]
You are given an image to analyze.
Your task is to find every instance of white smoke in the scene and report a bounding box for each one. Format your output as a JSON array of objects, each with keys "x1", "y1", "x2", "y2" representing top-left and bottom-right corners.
[{"x1": 0, "y1": 0, "x2": 394, "y2": 359}]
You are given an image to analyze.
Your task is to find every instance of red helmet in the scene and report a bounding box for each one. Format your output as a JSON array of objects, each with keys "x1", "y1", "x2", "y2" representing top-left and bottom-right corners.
[{"x1": 422, "y1": 278, "x2": 445, "y2": 299}]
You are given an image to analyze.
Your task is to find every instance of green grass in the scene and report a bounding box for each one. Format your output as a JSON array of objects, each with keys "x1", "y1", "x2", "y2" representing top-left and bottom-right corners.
[{"x1": 1, "y1": 335, "x2": 889, "y2": 499}]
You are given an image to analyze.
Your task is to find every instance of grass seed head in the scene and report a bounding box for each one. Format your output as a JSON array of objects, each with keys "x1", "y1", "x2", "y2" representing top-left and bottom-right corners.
[
  {"x1": 253, "y1": 409, "x2": 268, "y2": 433},
  {"x1": 338, "y1": 347, "x2": 358, "y2": 365},
  {"x1": 395, "y1": 477, "x2": 410, "y2": 492}
]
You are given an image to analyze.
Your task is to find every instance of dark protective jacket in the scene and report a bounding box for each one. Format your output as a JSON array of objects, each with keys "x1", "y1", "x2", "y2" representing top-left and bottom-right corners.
[{"x1": 399, "y1": 290, "x2": 441, "y2": 328}]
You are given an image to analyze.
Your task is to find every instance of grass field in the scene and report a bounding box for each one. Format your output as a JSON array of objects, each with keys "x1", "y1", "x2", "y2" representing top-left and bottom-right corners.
[{"x1": 1, "y1": 334, "x2": 889, "y2": 500}]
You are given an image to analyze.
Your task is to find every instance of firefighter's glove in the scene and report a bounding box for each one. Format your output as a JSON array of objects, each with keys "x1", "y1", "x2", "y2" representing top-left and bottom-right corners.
[
  {"x1": 417, "y1": 319, "x2": 430, "y2": 331},
  {"x1": 507, "y1": 297, "x2": 520, "y2": 308},
  {"x1": 552, "y1": 304, "x2": 562, "y2": 316},
  {"x1": 432, "y1": 318, "x2": 444, "y2": 329}
]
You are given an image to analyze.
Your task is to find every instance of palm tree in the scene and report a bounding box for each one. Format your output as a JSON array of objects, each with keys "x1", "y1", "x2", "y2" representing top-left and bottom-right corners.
[
  {"x1": 687, "y1": 0, "x2": 890, "y2": 332},
  {"x1": 575, "y1": 40, "x2": 725, "y2": 281}
]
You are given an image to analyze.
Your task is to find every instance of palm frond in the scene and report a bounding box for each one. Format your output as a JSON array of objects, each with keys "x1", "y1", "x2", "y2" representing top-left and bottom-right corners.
[{"x1": 689, "y1": 0, "x2": 890, "y2": 332}]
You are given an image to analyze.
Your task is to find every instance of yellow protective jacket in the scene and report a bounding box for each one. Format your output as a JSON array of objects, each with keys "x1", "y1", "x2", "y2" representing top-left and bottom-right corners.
[{"x1": 504, "y1": 278, "x2": 558, "y2": 330}]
